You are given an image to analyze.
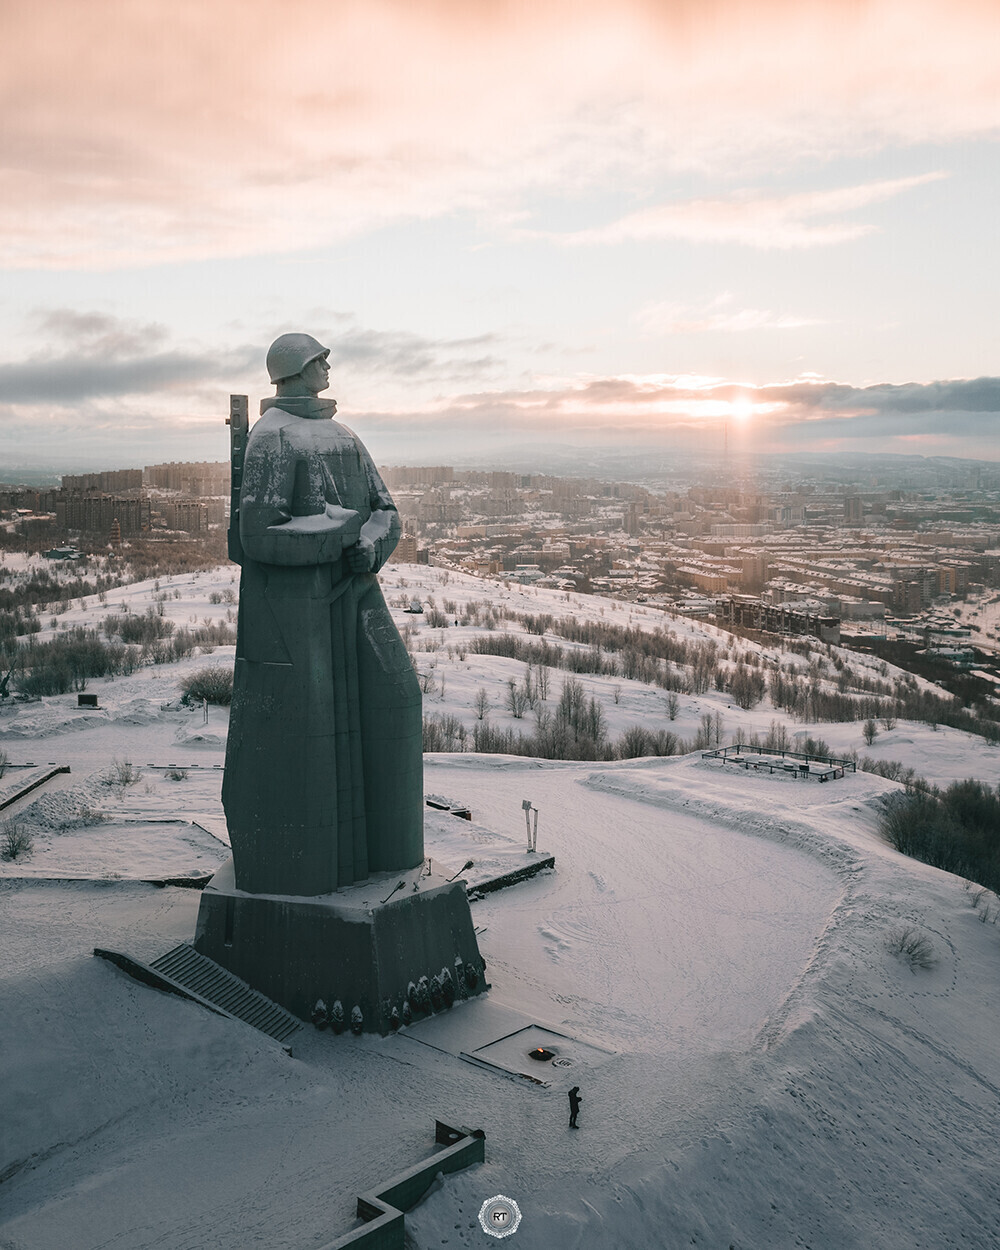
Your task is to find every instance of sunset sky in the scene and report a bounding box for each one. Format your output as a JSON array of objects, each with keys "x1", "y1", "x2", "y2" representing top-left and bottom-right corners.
[{"x1": 2, "y1": 0, "x2": 999, "y2": 470}]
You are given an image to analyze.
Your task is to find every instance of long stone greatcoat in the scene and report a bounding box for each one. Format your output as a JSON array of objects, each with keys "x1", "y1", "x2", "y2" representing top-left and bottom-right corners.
[{"x1": 222, "y1": 399, "x2": 423, "y2": 896}]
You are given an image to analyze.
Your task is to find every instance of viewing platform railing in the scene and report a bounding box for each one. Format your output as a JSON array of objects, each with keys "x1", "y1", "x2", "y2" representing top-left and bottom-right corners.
[{"x1": 701, "y1": 743, "x2": 856, "y2": 782}]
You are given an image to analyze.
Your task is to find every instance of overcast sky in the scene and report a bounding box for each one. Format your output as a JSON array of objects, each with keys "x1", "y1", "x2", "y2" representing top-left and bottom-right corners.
[{"x1": 2, "y1": 0, "x2": 999, "y2": 470}]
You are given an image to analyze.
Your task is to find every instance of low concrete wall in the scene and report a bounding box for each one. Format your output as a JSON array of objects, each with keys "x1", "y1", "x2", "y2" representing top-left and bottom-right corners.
[
  {"x1": 0, "y1": 765, "x2": 70, "y2": 812},
  {"x1": 322, "y1": 1122, "x2": 485, "y2": 1250},
  {"x1": 328, "y1": 1207, "x2": 402, "y2": 1250},
  {"x1": 470, "y1": 855, "x2": 555, "y2": 897}
]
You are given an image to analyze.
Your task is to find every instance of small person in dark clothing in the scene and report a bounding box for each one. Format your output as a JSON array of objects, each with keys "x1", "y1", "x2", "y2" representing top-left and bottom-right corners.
[{"x1": 568, "y1": 1086, "x2": 581, "y2": 1128}]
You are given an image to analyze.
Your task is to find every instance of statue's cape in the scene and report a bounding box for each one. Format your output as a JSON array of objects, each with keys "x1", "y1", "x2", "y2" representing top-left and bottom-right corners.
[{"x1": 260, "y1": 396, "x2": 337, "y2": 420}]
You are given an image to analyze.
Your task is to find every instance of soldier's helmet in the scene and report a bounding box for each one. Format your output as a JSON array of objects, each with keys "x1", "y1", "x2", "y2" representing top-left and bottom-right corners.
[{"x1": 266, "y1": 333, "x2": 330, "y2": 383}]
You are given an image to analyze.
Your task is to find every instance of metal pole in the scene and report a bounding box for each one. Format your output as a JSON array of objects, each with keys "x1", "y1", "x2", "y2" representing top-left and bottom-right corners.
[{"x1": 226, "y1": 395, "x2": 249, "y2": 565}]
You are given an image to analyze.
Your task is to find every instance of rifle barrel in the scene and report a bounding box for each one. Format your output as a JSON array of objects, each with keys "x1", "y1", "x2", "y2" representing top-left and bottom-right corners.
[{"x1": 227, "y1": 394, "x2": 249, "y2": 565}]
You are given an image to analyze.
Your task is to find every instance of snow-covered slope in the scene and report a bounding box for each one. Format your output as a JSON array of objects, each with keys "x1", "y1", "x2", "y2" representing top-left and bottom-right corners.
[
  {"x1": 1, "y1": 563, "x2": 998, "y2": 1249},
  {"x1": 3, "y1": 559, "x2": 998, "y2": 788}
]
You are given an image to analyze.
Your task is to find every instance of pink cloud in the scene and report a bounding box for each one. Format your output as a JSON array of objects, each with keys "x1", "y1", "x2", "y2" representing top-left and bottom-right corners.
[
  {"x1": 351, "y1": 373, "x2": 1000, "y2": 449},
  {"x1": 547, "y1": 175, "x2": 948, "y2": 250},
  {"x1": 636, "y1": 295, "x2": 825, "y2": 333},
  {"x1": 3, "y1": 1, "x2": 999, "y2": 267}
]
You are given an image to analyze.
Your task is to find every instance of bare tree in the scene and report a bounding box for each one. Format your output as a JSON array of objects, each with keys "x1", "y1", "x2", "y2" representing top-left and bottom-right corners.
[
  {"x1": 887, "y1": 925, "x2": 936, "y2": 971},
  {"x1": 863, "y1": 718, "x2": 878, "y2": 746},
  {"x1": 522, "y1": 662, "x2": 537, "y2": 709},
  {"x1": 765, "y1": 719, "x2": 790, "y2": 752},
  {"x1": 1, "y1": 820, "x2": 34, "y2": 861},
  {"x1": 506, "y1": 679, "x2": 529, "y2": 719},
  {"x1": 693, "y1": 713, "x2": 714, "y2": 750},
  {"x1": 473, "y1": 687, "x2": 491, "y2": 720},
  {"x1": 102, "y1": 758, "x2": 141, "y2": 789}
]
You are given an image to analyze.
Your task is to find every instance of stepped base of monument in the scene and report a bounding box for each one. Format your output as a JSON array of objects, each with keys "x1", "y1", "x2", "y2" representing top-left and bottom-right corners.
[{"x1": 194, "y1": 858, "x2": 487, "y2": 1035}]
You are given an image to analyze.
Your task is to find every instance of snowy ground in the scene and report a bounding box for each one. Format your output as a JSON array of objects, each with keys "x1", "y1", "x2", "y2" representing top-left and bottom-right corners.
[
  {"x1": 3, "y1": 558, "x2": 999, "y2": 790},
  {"x1": 1, "y1": 562, "x2": 999, "y2": 1248}
]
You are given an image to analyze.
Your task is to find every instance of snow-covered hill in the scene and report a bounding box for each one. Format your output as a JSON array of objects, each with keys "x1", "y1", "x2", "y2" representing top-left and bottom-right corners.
[
  {"x1": 2, "y1": 558, "x2": 998, "y2": 788},
  {"x1": 1, "y1": 561, "x2": 999, "y2": 1249}
]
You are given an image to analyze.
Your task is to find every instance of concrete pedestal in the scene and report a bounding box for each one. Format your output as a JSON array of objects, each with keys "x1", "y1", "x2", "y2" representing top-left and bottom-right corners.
[{"x1": 194, "y1": 859, "x2": 486, "y2": 1034}]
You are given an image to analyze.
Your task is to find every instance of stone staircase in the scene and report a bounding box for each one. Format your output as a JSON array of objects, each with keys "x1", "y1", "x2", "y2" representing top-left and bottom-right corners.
[
  {"x1": 148, "y1": 944, "x2": 301, "y2": 1044},
  {"x1": 96, "y1": 943, "x2": 301, "y2": 1045}
]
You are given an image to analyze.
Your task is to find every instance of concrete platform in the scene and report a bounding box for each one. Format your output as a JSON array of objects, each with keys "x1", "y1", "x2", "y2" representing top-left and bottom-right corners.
[
  {"x1": 399, "y1": 994, "x2": 615, "y2": 1088},
  {"x1": 194, "y1": 857, "x2": 486, "y2": 1034}
]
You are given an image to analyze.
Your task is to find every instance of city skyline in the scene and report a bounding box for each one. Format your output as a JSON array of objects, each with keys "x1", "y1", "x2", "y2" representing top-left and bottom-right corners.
[{"x1": 2, "y1": 0, "x2": 999, "y2": 469}]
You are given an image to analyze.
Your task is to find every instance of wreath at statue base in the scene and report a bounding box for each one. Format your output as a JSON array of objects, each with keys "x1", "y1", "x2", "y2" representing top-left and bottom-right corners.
[{"x1": 195, "y1": 858, "x2": 487, "y2": 1035}]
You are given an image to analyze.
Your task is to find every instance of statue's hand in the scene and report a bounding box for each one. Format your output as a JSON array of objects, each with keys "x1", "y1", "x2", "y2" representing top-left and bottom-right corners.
[
  {"x1": 325, "y1": 503, "x2": 362, "y2": 535},
  {"x1": 347, "y1": 535, "x2": 376, "y2": 573}
]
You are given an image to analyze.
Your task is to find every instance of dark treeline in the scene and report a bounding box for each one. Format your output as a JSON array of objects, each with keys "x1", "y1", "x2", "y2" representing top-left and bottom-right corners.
[
  {"x1": 111, "y1": 533, "x2": 228, "y2": 581},
  {"x1": 463, "y1": 611, "x2": 1000, "y2": 742},
  {"x1": 0, "y1": 570, "x2": 116, "y2": 613},
  {"x1": 521, "y1": 611, "x2": 720, "y2": 674},
  {"x1": 0, "y1": 539, "x2": 236, "y2": 694},
  {"x1": 5, "y1": 610, "x2": 237, "y2": 696},
  {"x1": 0, "y1": 608, "x2": 41, "y2": 643},
  {"x1": 881, "y1": 780, "x2": 1000, "y2": 895},
  {"x1": 467, "y1": 630, "x2": 708, "y2": 694},
  {"x1": 424, "y1": 673, "x2": 684, "y2": 761},
  {"x1": 0, "y1": 533, "x2": 228, "y2": 622},
  {"x1": 845, "y1": 635, "x2": 1000, "y2": 708},
  {"x1": 11, "y1": 630, "x2": 142, "y2": 695}
]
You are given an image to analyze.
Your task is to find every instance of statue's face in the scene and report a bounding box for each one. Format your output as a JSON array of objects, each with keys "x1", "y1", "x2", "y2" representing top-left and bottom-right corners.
[{"x1": 299, "y1": 355, "x2": 331, "y2": 394}]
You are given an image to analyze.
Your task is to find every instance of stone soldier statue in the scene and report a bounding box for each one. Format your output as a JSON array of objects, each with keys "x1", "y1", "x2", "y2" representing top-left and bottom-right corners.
[{"x1": 222, "y1": 333, "x2": 423, "y2": 896}]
